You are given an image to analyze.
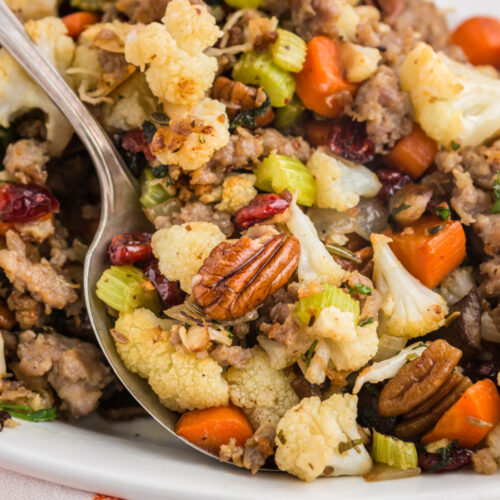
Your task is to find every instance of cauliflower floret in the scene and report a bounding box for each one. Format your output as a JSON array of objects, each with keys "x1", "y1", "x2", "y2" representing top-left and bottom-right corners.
[
  {"x1": 372, "y1": 233, "x2": 448, "y2": 338},
  {"x1": 0, "y1": 18, "x2": 75, "y2": 156},
  {"x1": 339, "y1": 42, "x2": 381, "y2": 83},
  {"x1": 125, "y1": 23, "x2": 217, "y2": 106},
  {"x1": 310, "y1": 305, "x2": 358, "y2": 342},
  {"x1": 215, "y1": 174, "x2": 257, "y2": 215},
  {"x1": 150, "y1": 98, "x2": 230, "y2": 170},
  {"x1": 334, "y1": 0, "x2": 360, "y2": 41},
  {"x1": 401, "y1": 42, "x2": 500, "y2": 147},
  {"x1": 275, "y1": 394, "x2": 372, "y2": 482},
  {"x1": 225, "y1": 347, "x2": 299, "y2": 429},
  {"x1": 149, "y1": 349, "x2": 229, "y2": 412},
  {"x1": 101, "y1": 73, "x2": 156, "y2": 130},
  {"x1": 162, "y1": 0, "x2": 222, "y2": 55},
  {"x1": 112, "y1": 308, "x2": 174, "y2": 379},
  {"x1": 286, "y1": 200, "x2": 345, "y2": 286},
  {"x1": 151, "y1": 222, "x2": 225, "y2": 293},
  {"x1": 307, "y1": 150, "x2": 381, "y2": 212},
  {"x1": 5, "y1": 0, "x2": 58, "y2": 20}
]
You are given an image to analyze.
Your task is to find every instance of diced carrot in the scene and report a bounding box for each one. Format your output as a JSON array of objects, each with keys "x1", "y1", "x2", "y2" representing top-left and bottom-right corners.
[
  {"x1": 62, "y1": 12, "x2": 100, "y2": 40},
  {"x1": 450, "y1": 17, "x2": 500, "y2": 67},
  {"x1": 175, "y1": 406, "x2": 253, "y2": 455},
  {"x1": 295, "y1": 37, "x2": 357, "y2": 118},
  {"x1": 305, "y1": 120, "x2": 333, "y2": 146},
  {"x1": 422, "y1": 379, "x2": 500, "y2": 447},
  {"x1": 388, "y1": 215, "x2": 466, "y2": 289},
  {"x1": 383, "y1": 123, "x2": 438, "y2": 179}
]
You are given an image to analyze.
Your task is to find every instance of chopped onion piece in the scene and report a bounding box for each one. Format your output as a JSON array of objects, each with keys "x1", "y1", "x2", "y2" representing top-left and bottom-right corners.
[
  {"x1": 353, "y1": 341, "x2": 428, "y2": 394},
  {"x1": 305, "y1": 339, "x2": 330, "y2": 385},
  {"x1": 481, "y1": 311, "x2": 500, "y2": 344},
  {"x1": 257, "y1": 335, "x2": 289, "y2": 369},
  {"x1": 374, "y1": 335, "x2": 408, "y2": 362},
  {"x1": 364, "y1": 464, "x2": 421, "y2": 482},
  {"x1": 0, "y1": 334, "x2": 6, "y2": 377}
]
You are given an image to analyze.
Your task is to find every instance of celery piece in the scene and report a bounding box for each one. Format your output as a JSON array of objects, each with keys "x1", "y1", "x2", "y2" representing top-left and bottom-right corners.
[
  {"x1": 255, "y1": 153, "x2": 316, "y2": 206},
  {"x1": 96, "y1": 265, "x2": 160, "y2": 313},
  {"x1": 224, "y1": 0, "x2": 263, "y2": 7},
  {"x1": 274, "y1": 96, "x2": 304, "y2": 129},
  {"x1": 232, "y1": 51, "x2": 296, "y2": 108},
  {"x1": 371, "y1": 430, "x2": 418, "y2": 470},
  {"x1": 140, "y1": 168, "x2": 172, "y2": 208},
  {"x1": 271, "y1": 29, "x2": 307, "y2": 73},
  {"x1": 296, "y1": 284, "x2": 360, "y2": 325}
]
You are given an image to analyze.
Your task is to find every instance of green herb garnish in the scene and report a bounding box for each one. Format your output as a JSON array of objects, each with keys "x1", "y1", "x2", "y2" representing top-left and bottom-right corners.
[
  {"x1": 429, "y1": 440, "x2": 459, "y2": 473},
  {"x1": 434, "y1": 205, "x2": 450, "y2": 221},
  {"x1": 450, "y1": 141, "x2": 461, "y2": 151},
  {"x1": 493, "y1": 172, "x2": 500, "y2": 214},
  {"x1": 338, "y1": 439, "x2": 363, "y2": 454},
  {"x1": 350, "y1": 283, "x2": 372, "y2": 296},
  {"x1": 359, "y1": 317, "x2": 375, "y2": 327},
  {"x1": 142, "y1": 120, "x2": 157, "y2": 144},
  {"x1": 151, "y1": 165, "x2": 169, "y2": 180},
  {"x1": 301, "y1": 339, "x2": 318, "y2": 367},
  {"x1": 428, "y1": 225, "x2": 444, "y2": 236},
  {"x1": 0, "y1": 404, "x2": 57, "y2": 422},
  {"x1": 151, "y1": 112, "x2": 170, "y2": 125},
  {"x1": 230, "y1": 93, "x2": 271, "y2": 131}
]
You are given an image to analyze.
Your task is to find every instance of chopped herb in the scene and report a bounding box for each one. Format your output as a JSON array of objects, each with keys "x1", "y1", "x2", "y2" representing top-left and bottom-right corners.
[
  {"x1": 429, "y1": 440, "x2": 459, "y2": 473},
  {"x1": 227, "y1": 331, "x2": 234, "y2": 339},
  {"x1": 359, "y1": 317, "x2": 374, "y2": 327},
  {"x1": 493, "y1": 173, "x2": 500, "y2": 214},
  {"x1": 450, "y1": 141, "x2": 461, "y2": 151},
  {"x1": 142, "y1": 120, "x2": 157, "y2": 144},
  {"x1": 492, "y1": 199, "x2": 500, "y2": 214},
  {"x1": 199, "y1": 134, "x2": 206, "y2": 144},
  {"x1": 338, "y1": 439, "x2": 363, "y2": 454},
  {"x1": 230, "y1": 93, "x2": 271, "y2": 131},
  {"x1": 427, "y1": 225, "x2": 444, "y2": 236},
  {"x1": 406, "y1": 353, "x2": 418, "y2": 362},
  {"x1": 151, "y1": 112, "x2": 170, "y2": 125},
  {"x1": 350, "y1": 283, "x2": 372, "y2": 296},
  {"x1": 391, "y1": 203, "x2": 411, "y2": 215},
  {"x1": 151, "y1": 165, "x2": 169, "y2": 180},
  {"x1": 301, "y1": 339, "x2": 318, "y2": 367},
  {"x1": 434, "y1": 205, "x2": 450, "y2": 221},
  {"x1": 325, "y1": 244, "x2": 362, "y2": 264},
  {"x1": 0, "y1": 404, "x2": 57, "y2": 422}
]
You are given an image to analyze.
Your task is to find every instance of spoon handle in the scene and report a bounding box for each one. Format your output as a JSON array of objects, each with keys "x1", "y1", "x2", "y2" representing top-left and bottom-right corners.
[{"x1": 0, "y1": 1, "x2": 138, "y2": 210}]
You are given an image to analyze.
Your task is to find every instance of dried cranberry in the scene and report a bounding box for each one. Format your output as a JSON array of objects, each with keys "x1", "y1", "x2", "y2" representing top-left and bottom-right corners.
[
  {"x1": 464, "y1": 360, "x2": 500, "y2": 384},
  {"x1": 328, "y1": 120, "x2": 375, "y2": 163},
  {"x1": 234, "y1": 193, "x2": 290, "y2": 229},
  {"x1": 108, "y1": 233, "x2": 153, "y2": 266},
  {"x1": 418, "y1": 446, "x2": 472, "y2": 473},
  {"x1": 143, "y1": 258, "x2": 185, "y2": 308},
  {"x1": 376, "y1": 168, "x2": 412, "y2": 201},
  {"x1": 0, "y1": 183, "x2": 59, "y2": 223},
  {"x1": 121, "y1": 128, "x2": 155, "y2": 163}
]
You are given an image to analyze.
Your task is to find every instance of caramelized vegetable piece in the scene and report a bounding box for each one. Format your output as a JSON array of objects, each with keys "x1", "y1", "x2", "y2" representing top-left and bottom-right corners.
[
  {"x1": 295, "y1": 37, "x2": 357, "y2": 118},
  {"x1": 388, "y1": 183, "x2": 433, "y2": 228},
  {"x1": 175, "y1": 406, "x2": 253, "y2": 455},
  {"x1": 62, "y1": 11, "x2": 100, "y2": 39},
  {"x1": 422, "y1": 379, "x2": 500, "y2": 447},
  {"x1": 305, "y1": 121, "x2": 334, "y2": 146},
  {"x1": 388, "y1": 216, "x2": 466, "y2": 289},
  {"x1": 383, "y1": 124, "x2": 438, "y2": 179},
  {"x1": 379, "y1": 339, "x2": 462, "y2": 417},
  {"x1": 451, "y1": 17, "x2": 500, "y2": 67}
]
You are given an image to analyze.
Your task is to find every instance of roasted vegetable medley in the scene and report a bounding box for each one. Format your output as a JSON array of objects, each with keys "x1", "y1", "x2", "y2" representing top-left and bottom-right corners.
[{"x1": 1, "y1": 0, "x2": 500, "y2": 483}]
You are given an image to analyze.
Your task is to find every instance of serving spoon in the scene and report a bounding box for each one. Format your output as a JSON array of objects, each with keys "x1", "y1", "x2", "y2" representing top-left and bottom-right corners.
[{"x1": 0, "y1": 1, "x2": 216, "y2": 461}]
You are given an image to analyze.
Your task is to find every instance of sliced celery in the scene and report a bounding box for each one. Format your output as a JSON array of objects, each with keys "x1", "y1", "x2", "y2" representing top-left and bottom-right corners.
[
  {"x1": 232, "y1": 51, "x2": 296, "y2": 108},
  {"x1": 255, "y1": 153, "x2": 316, "y2": 206},
  {"x1": 296, "y1": 285, "x2": 360, "y2": 325},
  {"x1": 271, "y1": 29, "x2": 307, "y2": 73},
  {"x1": 371, "y1": 430, "x2": 418, "y2": 470},
  {"x1": 96, "y1": 265, "x2": 160, "y2": 313},
  {"x1": 224, "y1": 0, "x2": 263, "y2": 7},
  {"x1": 140, "y1": 168, "x2": 172, "y2": 208},
  {"x1": 274, "y1": 96, "x2": 304, "y2": 129}
]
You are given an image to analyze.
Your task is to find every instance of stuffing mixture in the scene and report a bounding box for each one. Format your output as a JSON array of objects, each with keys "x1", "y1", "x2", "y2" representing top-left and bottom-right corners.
[{"x1": 1, "y1": 0, "x2": 500, "y2": 482}]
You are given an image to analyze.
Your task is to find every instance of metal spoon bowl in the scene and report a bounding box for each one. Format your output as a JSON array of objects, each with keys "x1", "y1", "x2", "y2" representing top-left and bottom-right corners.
[{"x1": 0, "y1": 1, "x2": 215, "y2": 461}]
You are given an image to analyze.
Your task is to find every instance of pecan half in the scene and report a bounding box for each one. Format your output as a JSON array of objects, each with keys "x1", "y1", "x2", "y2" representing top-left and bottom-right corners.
[
  {"x1": 378, "y1": 339, "x2": 462, "y2": 417},
  {"x1": 192, "y1": 233, "x2": 300, "y2": 321}
]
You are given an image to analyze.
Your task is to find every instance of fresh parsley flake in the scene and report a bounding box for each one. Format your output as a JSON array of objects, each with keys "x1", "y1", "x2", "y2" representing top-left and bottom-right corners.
[
  {"x1": 151, "y1": 112, "x2": 170, "y2": 125},
  {"x1": 151, "y1": 165, "x2": 169, "y2": 179},
  {"x1": 450, "y1": 141, "x2": 461, "y2": 151},
  {"x1": 434, "y1": 205, "x2": 450, "y2": 221},
  {"x1": 350, "y1": 283, "x2": 372, "y2": 296},
  {"x1": 142, "y1": 120, "x2": 157, "y2": 144},
  {"x1": 301, "y1": 339, "x2": 318, "y2": 367},
  {"x1": 230, "y1": 93, "x2": 271, "y2": 131},
  {"x1": 359, "y1": 317, "x2": 374, "y2": 327}
]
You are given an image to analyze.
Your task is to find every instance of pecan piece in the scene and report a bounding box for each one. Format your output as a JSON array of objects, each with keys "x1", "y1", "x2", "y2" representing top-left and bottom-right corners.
[
  {"x1": 378, "y1": 339, "x2": 462, "y2": 417},
  {"x1": 192, "y1": 234, "x2": 300, "y2": 321}
]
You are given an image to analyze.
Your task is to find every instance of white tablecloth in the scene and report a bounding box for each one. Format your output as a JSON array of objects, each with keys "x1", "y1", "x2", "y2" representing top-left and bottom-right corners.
[{"x1": 0, "y1": 468, "x2": 107, "y2": 500}]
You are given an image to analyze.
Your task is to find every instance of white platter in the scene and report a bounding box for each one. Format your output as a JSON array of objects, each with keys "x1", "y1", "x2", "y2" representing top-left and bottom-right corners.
[{"x1": 1, "y1": 1, "x2": 499, "y2": 499}]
